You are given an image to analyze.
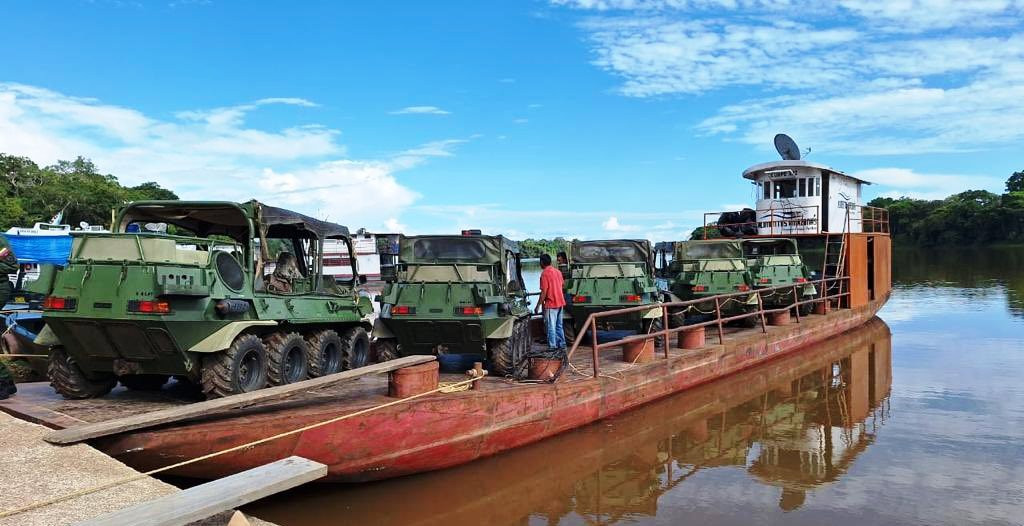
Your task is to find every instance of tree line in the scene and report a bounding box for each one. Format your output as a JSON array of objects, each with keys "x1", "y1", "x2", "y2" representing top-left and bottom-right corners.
[
  {"x1": 518, "y1": 238, "x2": 572, "y2": 258},
  {"x1": 0, "y1": 153, "x2": 177, "y2": 230},
  {"x1": 867, "y1": 171, "x2": 1024, "y2": 246}
]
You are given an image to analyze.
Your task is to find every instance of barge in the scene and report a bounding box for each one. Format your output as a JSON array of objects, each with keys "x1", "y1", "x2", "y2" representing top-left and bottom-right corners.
[{"x1": 0, "y1": 144, "x2": 892, "y2": 484}]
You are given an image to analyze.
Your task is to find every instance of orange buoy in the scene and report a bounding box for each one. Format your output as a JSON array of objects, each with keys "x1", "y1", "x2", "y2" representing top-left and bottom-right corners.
[
  {"x1": 768, "y1": 310, "x2": 791, "y2": 326},
  {"x1": 388, "y1": 361, "x2": 440, "y2": 398},
  {"x1": 622, "y1": 339, "x2": 654, "y2": 364},
  {"x1": 677, "y1": 326, "x2": 705, "y2": 349},
  {"x1": 528, "y1": 358, "x2": 562, "y2": 381}
]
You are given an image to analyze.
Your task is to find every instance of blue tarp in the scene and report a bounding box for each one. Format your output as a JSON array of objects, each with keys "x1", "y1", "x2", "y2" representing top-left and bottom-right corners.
[{"x1": 2, "y1": 234, "x2": 73, "y2": 265}]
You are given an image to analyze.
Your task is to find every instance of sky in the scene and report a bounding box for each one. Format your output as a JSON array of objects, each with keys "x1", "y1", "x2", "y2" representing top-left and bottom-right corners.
[{"x1": 0, "y1": 0, "x2": 1021, "y2": 241}]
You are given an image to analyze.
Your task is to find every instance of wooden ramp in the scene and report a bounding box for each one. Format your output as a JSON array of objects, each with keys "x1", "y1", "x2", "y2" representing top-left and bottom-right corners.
[
  {"x1": 74, "y1": 456, "x2": 326, "y2": 526},
  {"x1": 47, "y1": 355, "x2": 435, "y2": 445}
]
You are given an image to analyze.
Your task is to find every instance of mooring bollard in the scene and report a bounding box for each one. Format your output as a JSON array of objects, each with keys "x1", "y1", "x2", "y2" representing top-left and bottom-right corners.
[
  {"x1": 814, "y1": 301, "x2": 829, "y2": 315},
  {"x1": 768, "y1": 310, "x2": 791, "y2": 326},
  {"x1": 467, "y1": 361, "x2": 486, "y2": 390},
  {"x1": 677, "y1": 326, "x2": 705, "y2": 349},
  {"x1": 388, "y1": 361, "x2": 440, "y2": 398},
  {"x1": 622, "y1": 339, "x2": 654, "y2": 364}
]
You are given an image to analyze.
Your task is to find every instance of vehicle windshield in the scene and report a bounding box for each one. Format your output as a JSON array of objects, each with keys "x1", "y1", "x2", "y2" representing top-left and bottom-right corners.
[
  {"x1": 675, "y1": 241, "x2": 743, "y2": 261},
  {"x1": 412, "y1": 238, "x2": 487, "y2": 261},
  {"x1": 572, "y1": 240, "x2": 649, "y2": 264}
]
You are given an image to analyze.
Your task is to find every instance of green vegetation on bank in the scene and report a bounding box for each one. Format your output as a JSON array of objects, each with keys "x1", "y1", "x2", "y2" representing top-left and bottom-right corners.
[
  {"x1": 519, "y1": 238, "x2": 572, "y2": 258},
  {"x1": 0, "y1": 153, "x2": 177, "y2": 230},
  {"x1": 868, "y1": 171, "x2": 1024, "y2": 246}
]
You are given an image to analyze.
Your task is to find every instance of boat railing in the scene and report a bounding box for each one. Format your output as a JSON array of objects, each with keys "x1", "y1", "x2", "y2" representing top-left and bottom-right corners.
[
  {"x1": 562, "y1": 275, "x2": 851, "y2": 379},
  {"x1": 703, "y1": 205, "x2": 889, "y2": 238}
]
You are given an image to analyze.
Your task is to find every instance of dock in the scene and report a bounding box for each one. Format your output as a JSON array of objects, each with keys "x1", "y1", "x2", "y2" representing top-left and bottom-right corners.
[{"x1": 0, "y1": 411, "x2": 277, "y2": 526}]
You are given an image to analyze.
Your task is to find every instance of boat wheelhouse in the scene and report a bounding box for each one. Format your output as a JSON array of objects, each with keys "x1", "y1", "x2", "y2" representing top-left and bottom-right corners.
[{"x1": 743, "y1": 160, "x2": 871, "y2": 235}]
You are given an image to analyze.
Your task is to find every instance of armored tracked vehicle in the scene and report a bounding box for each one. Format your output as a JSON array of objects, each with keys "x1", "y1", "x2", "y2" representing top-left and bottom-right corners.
[
  {"x1": 741, "y1": 238, "x2": 816, "y2": 315},
  {"x1": 371, "y1": 232, "x2": 531, "y2": 376},
  {"x1": 563, "y1": 239, "x2": 662, "y2": 341},
  {"x1": 41, "y1": 200, "x2": 374, "y2": 399},
  {"x1": 654, "y1": 240, "x2": 757, "y2": 326}
]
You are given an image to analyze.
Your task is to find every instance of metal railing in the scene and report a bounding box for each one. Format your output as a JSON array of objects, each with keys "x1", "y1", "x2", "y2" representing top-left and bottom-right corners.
[
  {"x1": 703, "y1": 204, "x2": 889, "y2": 238},
  {"x1": 560, "y1": 276, "x2": 851, "y2": 379}
]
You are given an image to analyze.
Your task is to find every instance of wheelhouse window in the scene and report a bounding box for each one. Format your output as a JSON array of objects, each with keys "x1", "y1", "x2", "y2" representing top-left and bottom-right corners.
[
  {"x1": 772, "y1": 179, "x2": 797, "y2": 199},
  {"x1": 762, "y1": 181, "x2": 771, "y2": 199}
]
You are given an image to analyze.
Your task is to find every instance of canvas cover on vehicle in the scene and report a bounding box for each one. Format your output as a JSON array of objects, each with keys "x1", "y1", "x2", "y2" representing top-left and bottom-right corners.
[
  {"x1": 399, "y1": 236, "x2": 506, "y2": 264},
  {"x1": 741, "y1": 238, "x2": 798, "y2": 256},
  {"x1": 571, "y1": 239, "x2": 651, "y2": 264},
  {"x1": 674, "y1": 240, "x2": 744, "y2": 261},
  {"x1": 117, "y1": 200, "x2": 350, "y2": 243}
]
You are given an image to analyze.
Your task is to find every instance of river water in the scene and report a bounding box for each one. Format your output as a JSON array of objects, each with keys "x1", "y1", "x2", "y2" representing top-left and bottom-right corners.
[{"x1": 245, "y1": 247, "x2": 1024, "y2": 526}]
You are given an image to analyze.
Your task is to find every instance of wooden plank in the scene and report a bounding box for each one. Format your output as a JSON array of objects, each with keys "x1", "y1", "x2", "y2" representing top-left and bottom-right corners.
[
  {"x1": 75, "y1": 456, "x2": 327, "y2": 526},
  {"x1": 46, "y1": 355, "x2": 435, "y2": 445}
]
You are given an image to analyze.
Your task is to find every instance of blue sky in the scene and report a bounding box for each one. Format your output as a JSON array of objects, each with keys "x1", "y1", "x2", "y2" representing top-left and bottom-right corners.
[{"x1": 1, "y1": 0, "x2": 1022, "y2": 240}]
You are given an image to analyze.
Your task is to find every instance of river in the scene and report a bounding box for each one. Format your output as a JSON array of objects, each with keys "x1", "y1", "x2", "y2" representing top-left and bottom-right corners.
[{"x1": 244, "y1": 247, "x2": 1024, "y2": 526}]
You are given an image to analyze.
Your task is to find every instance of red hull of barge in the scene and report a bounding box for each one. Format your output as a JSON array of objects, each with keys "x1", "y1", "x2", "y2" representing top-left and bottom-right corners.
[{"x1": 82, "y1": 294, "x2": 888, "y2": 482}]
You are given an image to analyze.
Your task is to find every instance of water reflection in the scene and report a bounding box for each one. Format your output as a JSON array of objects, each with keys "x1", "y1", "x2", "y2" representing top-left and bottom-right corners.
[
  {"x1": 246, "y1": 318, "x2": 892, "y2": 526},
  {"x1": 892, "y1": 247, "x2": 1024, "y2": 316}
]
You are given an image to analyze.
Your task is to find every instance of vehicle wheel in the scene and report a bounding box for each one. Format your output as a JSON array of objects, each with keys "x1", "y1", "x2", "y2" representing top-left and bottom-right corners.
[
  {"x1": 740, "y1": 311, "x2": 760, "y2": 328},
  {"x1": 375, "y1": 338, "x2": 399, "y2": 363},
  {"x1": 646, "y1": 317, "x2": 665, "y2": 349},
  {"x1": 47, "y1": 347, "x2": 116, "y2": 399},
  {"x1": 119, "y1": 374, "x2": 170, "y2": 391},
  {"x1": 798, "y1": 302, "x2": 814, "y2": 317},
  {"x1": 306, "y1": 329, "x2": 343, "y2": 377},
  {"x1": 200, "y1": 334, "x2": 269, "y2": 398},
  {"x1": 265, "y1": 332, "x2": 311, "y2": 385},
  {"x1": 339, "y1": 327, "x2": 371, "y2": 370},
  {"x1": 490, "y1": 318, "x2": 528, "y2": 377},
  {"x1": 562, "y1": 320, "x2": 577, "y2": 347}
]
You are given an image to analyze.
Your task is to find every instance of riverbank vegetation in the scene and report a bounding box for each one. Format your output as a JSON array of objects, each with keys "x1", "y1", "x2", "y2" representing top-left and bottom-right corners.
[
  {"x1": 519, "y1": 238, "x2": 571, "y2": 258},
  {"x1": 868, "y1": 171, "x2": 1024, "y2": 246},
  {"x1": 0, "y1": 153, "x2": 177, "y2": 230}
]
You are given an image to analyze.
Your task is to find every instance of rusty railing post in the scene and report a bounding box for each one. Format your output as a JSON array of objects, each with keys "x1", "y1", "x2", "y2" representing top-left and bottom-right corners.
[
  {"x1": 591, "y1": 317, "x2": 599, "y2": 378},
  {"x1": 661, "y1": 306, "x2": 670, "y2": 358},
  {"x1": 791, "y1": 285, "x2": 801, "y2": 323},
  {"x1": 756, "y1": 290, "x2": 767, "y2": 334},
  {"x1": 713, "y1": 297, "x2": 725, "y2": 343}
]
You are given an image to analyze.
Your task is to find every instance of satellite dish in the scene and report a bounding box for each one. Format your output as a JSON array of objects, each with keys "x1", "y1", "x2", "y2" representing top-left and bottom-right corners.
[{"x1": 774, "y1": 134, "x2": 801, "y2": 160}]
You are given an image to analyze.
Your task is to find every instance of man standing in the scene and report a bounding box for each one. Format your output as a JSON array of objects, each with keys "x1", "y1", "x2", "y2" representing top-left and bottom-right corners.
[{"x1": 534, "y1": 253, "x2": 566, "y2": 351}]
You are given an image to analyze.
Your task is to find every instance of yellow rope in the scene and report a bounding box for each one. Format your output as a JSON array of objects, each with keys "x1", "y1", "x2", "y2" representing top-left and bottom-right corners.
[
  {"x1": 439, "y1": 381, "x2": 471, "y2": 393},
  {"x1": 0, "y1": 375, "x2": 480, "y2": 519}
]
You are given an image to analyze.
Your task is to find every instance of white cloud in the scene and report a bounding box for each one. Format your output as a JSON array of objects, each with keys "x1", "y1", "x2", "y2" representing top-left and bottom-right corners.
[
  {"x1": 388, "y1": 105, "x2": 451, "y2": 115},
  {"x1": 0, "y1": 82, "x2": 461, "y2": 231},
  {"x1": 853, "y1": 168, "x2": 1003, "y2": 201},
  {"x1": 553, "y1": 1, "x2": 1024, "y2": 154},
  {"x1": 602, "y1": 215, "x2": 641, "y2": 232}
]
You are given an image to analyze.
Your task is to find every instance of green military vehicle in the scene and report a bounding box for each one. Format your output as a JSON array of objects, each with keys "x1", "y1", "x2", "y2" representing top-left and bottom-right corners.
[
  {"x1": 41, "y1": 200, "x2": 374, "y2": 399},
  {"x1": 563, "y1": 239, "x2": 662, "y2": 341},
  {"x1": 741, "y1": 238, "x2": 816, "y2": 315},
  {"x1": 371, "y1": 232, "x2": 531, "y2": 376},
  {"x1": 653, "y1": 240, "x2": 758, "y2": 326}
]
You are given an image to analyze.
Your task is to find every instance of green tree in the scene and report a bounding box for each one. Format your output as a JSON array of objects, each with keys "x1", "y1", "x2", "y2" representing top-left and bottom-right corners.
[{"x1": 1007, "y1": 170, "x2": 1024, "y2": 193}]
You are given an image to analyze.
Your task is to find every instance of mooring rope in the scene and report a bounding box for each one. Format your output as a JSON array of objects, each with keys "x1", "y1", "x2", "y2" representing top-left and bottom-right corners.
[{"x1": 0, "y1": 374, "x2": 481, "y2": 519}]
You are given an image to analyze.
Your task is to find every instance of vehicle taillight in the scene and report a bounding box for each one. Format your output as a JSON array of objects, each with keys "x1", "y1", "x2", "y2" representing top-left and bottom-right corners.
[
  {"x1": 621, "y1": 294, "x2": 642, "y2": 302},
  {"x1": 692, "y1": 285, "x2": 707, "y2": 292},
  {"x1": 572, "y1": 295, "x2": 591, "y2": 303},
  {"x1": 456, "y1": 306, "x2": 483, "y2": 315},
  {"x1": 392, "y1": 305, "x2": 415, "y2": 315},
  {"x1": 759, "y1": 278, "x2": 771, "y2": 284},
  {"x1": 43, "y1": 296, "x2": 77, "y2": 311},
  {"x1": 735, "y1": 284, "x2": 750, "y2": 292},
  {"x1": 127, "y1": 300, "x2": 171, "y2": 314},
  {"x1": 461, "y1": 229, "x2": 481, "y2": 236},
  {"x1": 794, "y1": 277, "x2": 807, "y2": 283}
]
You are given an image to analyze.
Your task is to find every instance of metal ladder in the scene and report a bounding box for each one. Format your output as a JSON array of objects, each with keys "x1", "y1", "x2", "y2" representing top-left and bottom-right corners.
[{"x1": 821, "y1": 208, "x2": 851, "y2": 307}]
